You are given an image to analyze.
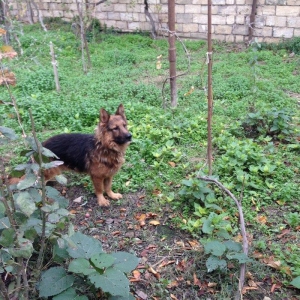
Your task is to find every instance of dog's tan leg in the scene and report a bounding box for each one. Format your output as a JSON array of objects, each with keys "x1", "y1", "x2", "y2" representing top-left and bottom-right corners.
[
  {"x1": 104, "y1": 177, "x2": 122, "y2": 200},
  {"x1": 91, "y1": 175, "x2": 110, "y2": 206}
]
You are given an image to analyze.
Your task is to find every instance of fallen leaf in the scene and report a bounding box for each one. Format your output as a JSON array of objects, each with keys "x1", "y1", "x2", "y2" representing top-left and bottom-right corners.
[
  {"x1": 270, "y1": 283, "x2": 282, "y2": 293},
  {"x1": 149, "y1": 220, "x2": 160, "y2": 226},
  {"x1": 157, "y1": 260, "x2": 175, "y2": 269},
  {"x1": 0, "y1": 28, "x2": 6, "y2": 35},
  {"x1": 112, "y1": 231, "x2": 120, "y2": 236},
  {"x1": 242, "y1": 286, "x2": 258, "y2": 294},
  {"x1": 167, "y1": 280, "x2": 179, "y2": 289},
  {"x1": 120, "y1": 208, "x2": 127, "y2": 212},
  {"x1": 184, "y1": 86, "x2": 194, "y2": 97},
  {"x1": 136, "y1": 290, "x2": 147, "y2": 300},
  {"x1": 73, "y1": 196, "x2": 82, "y2": 203},
  {"x1": 277, "y1": 229, "x2": 290, "y2": 239},
  {"x1": 257, "y1": 215, "x2": 268, "y2": 224},
  {"x1": 170, "y1": 294, "x2": 178, "y2": 300},
  {"x1": 168, "y1": 161, "x2": 176, "y2": 167},
  {"x1": 136, "y1": 214, "x2": 147, "y2": 227},
  {"x1": 148, "y1": 266, "x2": 160, "y2": 279},
  {"x1": 188, "y1": 239, "x2": 200, "y2": 248},
  {"x1": 208, "y1": 282, "x2": 217, "y2": 287},
  {"x1": 69, "y1": 209, "x2": 77, "y2": 214},
  {"x1": 130, "y1": 270, "x2": 141, "y2": 282}
]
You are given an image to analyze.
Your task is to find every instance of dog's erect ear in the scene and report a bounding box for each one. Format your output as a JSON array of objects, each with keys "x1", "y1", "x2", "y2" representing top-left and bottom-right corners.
[
  {"x1": 115, "y1": 104, "x2": 126, "y2": 119},
  {"x1": 100, "y1": 108, "x2": 110, "y2": 123}
]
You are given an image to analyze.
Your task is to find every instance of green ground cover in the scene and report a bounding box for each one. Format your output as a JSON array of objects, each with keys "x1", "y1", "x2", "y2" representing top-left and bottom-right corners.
[{"x1": 0, "y1": 22, "x2": 299, "y2": 299}]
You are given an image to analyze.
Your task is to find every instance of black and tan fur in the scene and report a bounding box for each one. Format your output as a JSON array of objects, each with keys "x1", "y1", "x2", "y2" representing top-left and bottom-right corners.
[{"x1": 41, "y1": 104, "x2": 131, "y2": 206}]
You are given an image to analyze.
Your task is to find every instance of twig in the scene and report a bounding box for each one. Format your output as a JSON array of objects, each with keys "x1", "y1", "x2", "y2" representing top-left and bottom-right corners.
[
  {"x1": 0, "y1": 275, "x2": 9, "y2": 300},
  {"x1": 31, "y1": 1, "x2": 47, "y2": 32},
  {"x1": 29, "y1": 110, "x2": 47, "y2": 271},
  {"x1": 197, "y1": 175, "x2": 248, "y2": 299}
]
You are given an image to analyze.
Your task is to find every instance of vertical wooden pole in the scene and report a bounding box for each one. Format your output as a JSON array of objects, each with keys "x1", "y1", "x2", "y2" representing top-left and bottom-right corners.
[
  {"x1": 207, "y1": 0, "x2": 213, "y2": 175},
  {"x1": 50, "y1": 42, "x2": 60, "y2": 93},
  {"x1": 168, "y1": 0, "x2": 177, "y2": 108}
]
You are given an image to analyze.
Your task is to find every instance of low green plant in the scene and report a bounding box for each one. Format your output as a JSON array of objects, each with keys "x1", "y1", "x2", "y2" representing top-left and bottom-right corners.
[
  {"x1": 0, "y1": 125, "x2": 138, "y2": 299},
  {"x1": 242, "y1": 108, "x2": 296, "y2": 141},
  {"x1": 285, "y1": 212, "x2": 300, "y2": 228}
]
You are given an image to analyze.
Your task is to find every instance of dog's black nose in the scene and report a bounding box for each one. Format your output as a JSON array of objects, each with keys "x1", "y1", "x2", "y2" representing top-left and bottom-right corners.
[{"x1": 126, "y1": 133, "x2": 132, "y2": 141}]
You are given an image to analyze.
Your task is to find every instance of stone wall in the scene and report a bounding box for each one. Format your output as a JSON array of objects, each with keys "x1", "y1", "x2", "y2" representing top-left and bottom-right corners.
[{"x1": 10, "y1": 0, "x2": 300, "y2": 43}]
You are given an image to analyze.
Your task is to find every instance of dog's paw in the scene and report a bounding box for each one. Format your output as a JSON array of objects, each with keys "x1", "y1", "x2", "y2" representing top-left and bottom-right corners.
[
  {"x1": 97, "y1": 195, "x2": 110, "y2": 207},
  {"x1": 107, "y1": 191, "x2": 123, "y2": 200}
]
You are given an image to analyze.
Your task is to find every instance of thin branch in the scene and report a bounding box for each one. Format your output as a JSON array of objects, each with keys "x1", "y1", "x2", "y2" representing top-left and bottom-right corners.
[
  {"x1": 197, "y1": 175, "x2": 248, "y2": 299},
  {"x1": 144, "y1": 0, "x2": 156, "y2": 39},
  {"x1": 29, "y1": 110, "x2": 47, "y2": 271},
  {"x1": 31, "y1": 1, "x2": 47, "y2": 32},
  {"x1": 0, "y1": 275, "x2": 9, "y2": 300}
]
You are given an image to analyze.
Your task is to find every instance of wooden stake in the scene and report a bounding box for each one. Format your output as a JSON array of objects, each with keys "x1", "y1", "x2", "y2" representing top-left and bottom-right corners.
[{"x1": 50, "y1": 42, "x2": 60, "y2": 92}]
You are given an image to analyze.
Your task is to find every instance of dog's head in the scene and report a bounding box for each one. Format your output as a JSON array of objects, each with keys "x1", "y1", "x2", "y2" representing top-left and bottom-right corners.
[{"x1": 98, "y1": 104, "x2": 132, "y2": 149}]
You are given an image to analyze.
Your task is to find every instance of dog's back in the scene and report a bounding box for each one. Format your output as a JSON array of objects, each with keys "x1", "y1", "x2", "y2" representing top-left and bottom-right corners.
[{"x1": 43, "y1": 133, "x2": 95, "y2": 173}]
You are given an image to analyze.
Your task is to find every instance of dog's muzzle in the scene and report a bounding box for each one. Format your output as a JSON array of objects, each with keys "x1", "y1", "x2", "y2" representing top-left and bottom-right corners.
[{"x1": 116, "y1": 133, "x2": 132, "y2": 145}]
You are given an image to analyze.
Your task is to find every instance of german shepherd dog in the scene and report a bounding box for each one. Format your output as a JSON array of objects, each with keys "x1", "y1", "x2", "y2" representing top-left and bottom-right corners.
[{"x1": 41, "y1": 104, "x2": 131, "y2": 206}]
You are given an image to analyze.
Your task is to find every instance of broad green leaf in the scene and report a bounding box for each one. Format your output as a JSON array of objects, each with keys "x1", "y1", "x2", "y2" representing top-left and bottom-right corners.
[
  {"x1": 110, "y1": 294, "x2": 135, "y2": 300},
  {"x1": 290, "y1": 276, "x2": 300, "y2": 289},
  {"x1": 224, "y1": 240, "x2": 242, "y2": 252},
  {"x1": 69, "y1": 258, "x2": 96, "y2": 275},
  {"x1": 39, "y1": 267, "x2": 74, "y2": 298},
  {"x1": 46, "y1": 186, "x2": 68, "y2": 208},
  {"x1": 42, "y1": 146, "x2": 59, "y2": 158},
  {"x1": 0, "y1": 202, "x2": 6, "y2": 218},
  {"x1": 48, "y1": 213, "x2": 60, "y2": 223},
  {"x1": 89, "y1": 267, "x2": 129, "y2": 297},
  {"x1": 15, "y1": 191, "x2": 37, "y2": 217},
  {"x1": 204, "y1": 240, "x2": 226, "y2": 256},
  {"x1": 111, "y1": 252, "x2": 139, "y2": 273},
  {"x1": 55, "y1": 174, "x2": 68, "y2": 185},
  {"x1": 42, "y1": 161, "x2": 64, "y2": 169},
  {"x1": 67, "y1": 232, "x2": 103, "y2": 259},
  {"x1": 0, "y1": 126, "x2": 18, "y2": 140},
  {"x1": 202, "y1": 219, "x2": 213, "y2": 234},
  {"x1": 0, "y1": 217, "x2": 10, "y2": 229},
  {"x1": 91, "y1": 253, "x2": 115, "y2": 269},
  {"x1": 226, "y1": 252, "x2": 251, "y2": 263},
  {"x1": 8, "y1": 238, "x2": 33, "y2": 259},
  {"x1": 53, "y1": 287, "x2": 88, "y2": 300},
  {"x1": 17, "y1": 174, "x2": 37, "y2": 190},
  {"x1": 206, "y1": 255, "x2": 227, "y2": 272},
  {"x1": 182, "y1": 179, "x2": 193, "y2": 187},
  {"x1": 0, "y1": 228, "x2": 15, "y2": 247}
]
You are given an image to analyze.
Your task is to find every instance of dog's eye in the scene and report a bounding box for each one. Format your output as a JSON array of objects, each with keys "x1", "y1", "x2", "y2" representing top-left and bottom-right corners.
[
  {"x1": 123, "y1": 124, "x2": 127, "y2": 128},
  {"x1": 112, "y1": 127, "x2": 118, "y2": 131}
]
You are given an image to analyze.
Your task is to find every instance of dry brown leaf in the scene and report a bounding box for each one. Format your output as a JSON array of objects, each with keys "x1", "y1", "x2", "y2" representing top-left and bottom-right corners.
[
  {"x1": 149, "y1": 220, "x2": 160, "y2": 226},
  {"x1": 0, "y1": 70, "x2": 16, "y2": 86},
  {"x1": 0, "y1": 28, "x2": 6, "y2": 35},
  {"x1": 157, "y1": 260, "x2": 175, "y2": 269},
  {"x1": 136, "y1": 213, "x2": 147, "y2": 227},
  {"x1": 69, "y1": 209, "x2": 77, "y2": 214},
  {"x1": 112, "y1": 231, "x2": 120, "y2": 236},
  {"x1": 270, "y1": 283, "x2": 282, "y2": 293},
  {"x1": 207, "y1": 282, "x2": 217, "y2": 287},
  {"x1": 170, "y1": 294, "x2": 178, "y2": 300},
  {"x1": 167, "y1": 280, "x2": 179, "y2": 289},
  {"x1": 168, "y1": 161, "x2": 176, "y2": 167},
  {"x1": 130, "y1": 270, "x2": 141, "y2": 282},
  {"x1": 148, "y1": 265, "x2": 160, "y2": 279},
  {"x1": 184, "y1": 86, "x2": 194, "y2": 97},
  {"x1": 242, "y1": 286, "x2": 258, "y2": 294},
  {"x1": 277, "y1": 229, "x2": 290, "y2": 239},
  {"x1": 257, "y1": 215, "x2": 268, "y2": 224},
  {"x1": 188, "y1": 239, "x2": 200, "y2": 248},
  {"x1": 252, "y1": 251, "x2": 264, "y2": 259}
]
